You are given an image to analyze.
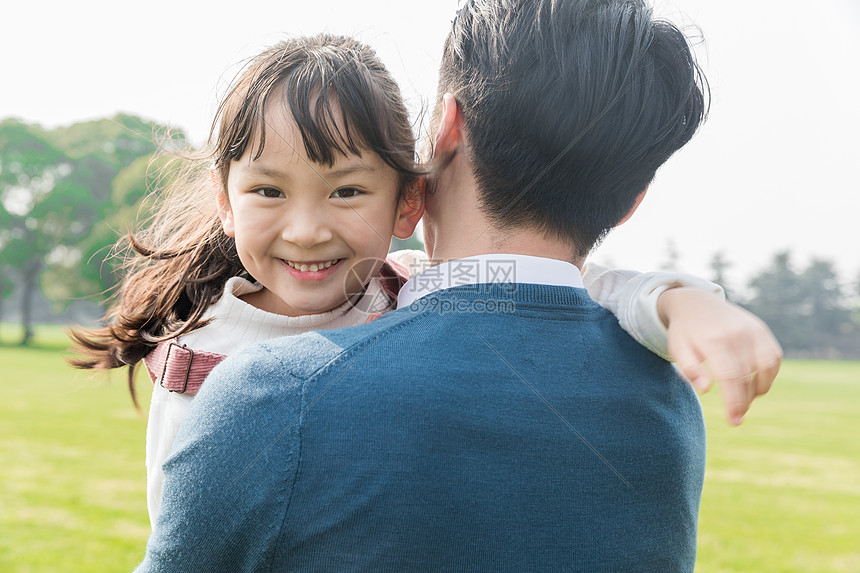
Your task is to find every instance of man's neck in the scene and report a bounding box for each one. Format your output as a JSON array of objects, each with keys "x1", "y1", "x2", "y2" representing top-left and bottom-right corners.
[
  {"x1": 423, "y1": 142, "x2": 585, "y2": 270},
  {"x1": 429, "y1": 235, "x2": 584, "y2": 270}
]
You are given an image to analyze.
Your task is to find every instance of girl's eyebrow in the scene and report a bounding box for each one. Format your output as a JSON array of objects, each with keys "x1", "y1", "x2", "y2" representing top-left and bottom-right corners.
[
  {"x1": 241, "y1": 163, "x2": 375, "y2": 180},
  {"x1": 241, "y1": 164, "x2": 289, "y2": 179},
  {"x1": 324, "y1": 164, "x2": 376, "y2": 178}
]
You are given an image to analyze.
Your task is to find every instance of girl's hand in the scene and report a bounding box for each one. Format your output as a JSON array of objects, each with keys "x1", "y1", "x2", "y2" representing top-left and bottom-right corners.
[{"x1": 657, "y1": 287, "x2": 783, "y2": 426}]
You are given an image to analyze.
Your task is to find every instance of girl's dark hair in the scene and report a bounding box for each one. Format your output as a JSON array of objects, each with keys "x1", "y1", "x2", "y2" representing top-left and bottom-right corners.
[{"x1": 69, "y1": 34, "x2": 422, "y2": 407}]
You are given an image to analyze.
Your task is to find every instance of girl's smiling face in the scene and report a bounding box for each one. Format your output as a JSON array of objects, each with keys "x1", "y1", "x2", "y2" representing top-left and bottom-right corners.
[{"x1": 219, "y1": 104, "x2": 421, "y2": 317}]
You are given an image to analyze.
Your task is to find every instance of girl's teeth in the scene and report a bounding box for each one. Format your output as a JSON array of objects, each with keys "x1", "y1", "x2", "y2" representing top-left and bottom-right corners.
[{"x1": 288, "y1": 259, "x2": 338, "y2": 272}]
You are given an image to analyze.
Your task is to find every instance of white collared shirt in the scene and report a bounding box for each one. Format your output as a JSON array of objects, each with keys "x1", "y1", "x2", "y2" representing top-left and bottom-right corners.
[{"x1": 396, "y1": 253, "x2": 585, "y2": 309}]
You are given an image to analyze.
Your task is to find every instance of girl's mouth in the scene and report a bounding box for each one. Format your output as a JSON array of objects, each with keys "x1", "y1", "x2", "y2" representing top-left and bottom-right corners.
[{"x1": 280, "y1": 258, "x2": 344, "y2": 280}]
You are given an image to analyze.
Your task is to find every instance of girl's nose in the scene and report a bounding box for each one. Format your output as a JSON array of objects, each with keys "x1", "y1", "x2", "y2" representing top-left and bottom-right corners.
[{"x1": 281, "y1": 205, "x2": 334, "y2": 248}]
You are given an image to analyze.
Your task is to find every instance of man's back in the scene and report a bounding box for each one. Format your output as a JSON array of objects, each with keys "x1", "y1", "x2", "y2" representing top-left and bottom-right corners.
[{"x1": 143, "y1": 283, "x2": 705, "y2": 571}]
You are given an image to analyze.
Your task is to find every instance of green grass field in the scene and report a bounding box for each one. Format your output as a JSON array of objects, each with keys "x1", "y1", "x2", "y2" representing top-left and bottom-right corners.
[{"x1": 1, "y1": 323, "x2": 858, "y2": 572}]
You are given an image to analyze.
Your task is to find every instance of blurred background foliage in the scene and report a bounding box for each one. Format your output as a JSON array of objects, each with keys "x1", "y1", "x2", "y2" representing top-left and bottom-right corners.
[{"x1": 0, "y1": 115, "x2": 185, "y2": 344}]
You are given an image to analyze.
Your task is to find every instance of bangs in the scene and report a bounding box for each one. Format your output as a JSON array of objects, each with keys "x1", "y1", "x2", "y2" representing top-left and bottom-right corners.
[
  {"x1": 213, "y1": 37, "x2": 420, "y2": 178},
  {"x1": 250, "y1": 70, "x2": 369, "y2": 167}
]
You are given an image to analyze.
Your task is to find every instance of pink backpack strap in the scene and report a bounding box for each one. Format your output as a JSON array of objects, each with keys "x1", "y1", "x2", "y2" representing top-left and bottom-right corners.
[
  {"x1": 143, "y1": 341, "x2": 227, "y2": 395},
  {"x1": 378, "y1": 256, "x2": 410, "y2": 301}
]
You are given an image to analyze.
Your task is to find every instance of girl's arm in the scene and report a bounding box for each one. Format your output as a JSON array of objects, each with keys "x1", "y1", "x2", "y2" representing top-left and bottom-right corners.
[{"x1": 583, "y1": 262, "x2": 782, "y2": 426}]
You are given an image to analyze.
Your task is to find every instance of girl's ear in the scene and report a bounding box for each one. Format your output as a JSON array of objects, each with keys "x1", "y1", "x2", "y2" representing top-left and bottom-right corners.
[
  {"x1": 393, "y1": 179, "x2": 426, "y2": 239},
  {"x1": 215, "y1": 181, "x2": 236, "y2": 238}
]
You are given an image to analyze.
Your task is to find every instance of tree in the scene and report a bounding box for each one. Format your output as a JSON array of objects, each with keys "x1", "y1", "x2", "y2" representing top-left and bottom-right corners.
[
  {"x1": 0, "y1": 116, "x2": 177, "y2": 343},
  {"x1": 0, "y1": 119, "x2": 76, "y2": 343},
  {"x1": 44, "y1": 116, "x2": 185, "y2": 312},
  {"x1": 0, "y1": 186, "x2": 15, "y2": 330},
  {"x1": 36, "y1": 113, "x2": 180, "y2": 170},
  {"x1": 744, "y1": 252, "x2": 807, "y2": 353},
  {"x1": 390, "y1": 233, "x2": 424, "y2": 253},
  {"x1": 803, "y1": 259, "x2": 845, "y2": 335},
  {"x1": 745, "y1": 252, "x2": 859, "y2": 357},
  {"x1": 709, "y1": 251, "x2": 733, "y2": 301},
  {"x1": 0, "y1": 258, "x2": 13, "y2": 338},
  {"x1": 800, "y1": 258, "x2": 859, "y2": 357},
  {"x1": 40, "y1": 153, "x2": 172, "y2": 310}
]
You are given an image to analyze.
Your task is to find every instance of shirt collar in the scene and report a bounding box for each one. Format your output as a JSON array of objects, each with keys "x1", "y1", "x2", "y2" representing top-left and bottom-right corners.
[{"x1": 396, "y1": 253, "x2": 584, "y2": 309}]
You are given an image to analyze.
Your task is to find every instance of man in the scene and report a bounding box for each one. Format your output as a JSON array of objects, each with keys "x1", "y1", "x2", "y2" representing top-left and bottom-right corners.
[{"x1": 139, "y1": 0, "x2": 714, "y2": 569}]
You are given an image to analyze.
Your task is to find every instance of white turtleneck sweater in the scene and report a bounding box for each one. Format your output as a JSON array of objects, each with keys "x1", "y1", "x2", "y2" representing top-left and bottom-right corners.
[{"x1": 145, "y1": 255, "x2": 721, "y2": 527}]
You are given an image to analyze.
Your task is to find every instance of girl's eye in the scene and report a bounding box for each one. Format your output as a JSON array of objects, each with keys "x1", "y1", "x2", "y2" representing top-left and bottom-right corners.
[
  {"x1": 331, "y1": 187, "x2": 361, "y2": 199},
  {"x1": 254, "y1": 187, "x2": 283, "y2": 198}
]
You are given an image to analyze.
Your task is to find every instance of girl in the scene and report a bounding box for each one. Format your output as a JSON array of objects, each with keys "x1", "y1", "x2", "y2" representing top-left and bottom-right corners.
[{"x1": 70, "y1": 34, "x2": 779, "y2": 528}]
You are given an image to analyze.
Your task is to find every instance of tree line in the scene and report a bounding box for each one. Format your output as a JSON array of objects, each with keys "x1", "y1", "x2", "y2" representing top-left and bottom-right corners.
[
  {"x1": 1, "y1": 115, "x2": 858, "y2": 357},
  {"x1": 0, "y1": 115, "x2": 183, "y2": 344},
  {"x1": 711, "y1": 252, "x2": 860, "y2": 359}
]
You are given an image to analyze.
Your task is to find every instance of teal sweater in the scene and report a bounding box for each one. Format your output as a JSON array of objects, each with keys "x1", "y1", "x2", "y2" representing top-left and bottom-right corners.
[{"x1": 138, "y1": 284, "x2": 705, "y2": 572}]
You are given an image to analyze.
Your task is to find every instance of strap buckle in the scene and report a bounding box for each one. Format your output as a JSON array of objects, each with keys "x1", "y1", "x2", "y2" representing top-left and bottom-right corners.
[{"x1": 159, "y1": 342, "x2": 195, "y2": 394}]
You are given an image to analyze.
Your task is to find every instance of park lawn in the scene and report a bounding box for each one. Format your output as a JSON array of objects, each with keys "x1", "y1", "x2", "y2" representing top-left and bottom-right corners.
[
  {"x1": 0, "y1": 324, "x2": 154, "y2": 572},
  {"x1": 696, "y1": 360, "x2": 860, "y2": 572},
  {"x1": 1, "y1": 323, "x2": 859, "y2": 571}
]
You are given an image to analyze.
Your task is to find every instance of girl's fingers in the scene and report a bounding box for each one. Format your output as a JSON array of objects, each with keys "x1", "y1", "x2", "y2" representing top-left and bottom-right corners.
[
  {"x1": 718, "y1": 369, "x2": 755, "y2": 426},
  {"x1": 701, "y1": 343, "x2": 756, "y2": 425},
  {"x1": 669, "y1": 338, "x2": 711, "y2": 393},
  {"x1": 753, "y1": 341, "x2": 783, "y2": 397}
]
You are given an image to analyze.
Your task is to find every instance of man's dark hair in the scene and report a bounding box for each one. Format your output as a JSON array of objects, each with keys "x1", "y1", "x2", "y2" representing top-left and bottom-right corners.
[{"x1": 436, "y1": 0, "x2": 708, "y2": 255}]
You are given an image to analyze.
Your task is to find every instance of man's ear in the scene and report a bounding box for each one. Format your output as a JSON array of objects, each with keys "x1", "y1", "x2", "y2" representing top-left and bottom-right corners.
[
  {"x1": 433, "y1": 93, "x2": 462, "y2": 157},
  {"x1": 616, "y1": 188, "x2": 648, "y2": 226},
  {"x1": 216, "y1": 189, "x2": 236, "y2": 238},
  {"x1": 393, "y1": 179, "x2": 426, "y2": 239}
]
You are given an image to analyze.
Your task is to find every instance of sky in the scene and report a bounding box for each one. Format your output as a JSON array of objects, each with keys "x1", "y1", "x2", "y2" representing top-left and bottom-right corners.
[{"x1": 2, "y1": 0, "x2": 858, "y2": 290}]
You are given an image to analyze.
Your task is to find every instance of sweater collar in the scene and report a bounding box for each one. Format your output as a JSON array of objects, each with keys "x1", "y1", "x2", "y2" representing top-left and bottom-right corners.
[{"x1": 215, "y1": 276, "x2": 393, "y2": 330}]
